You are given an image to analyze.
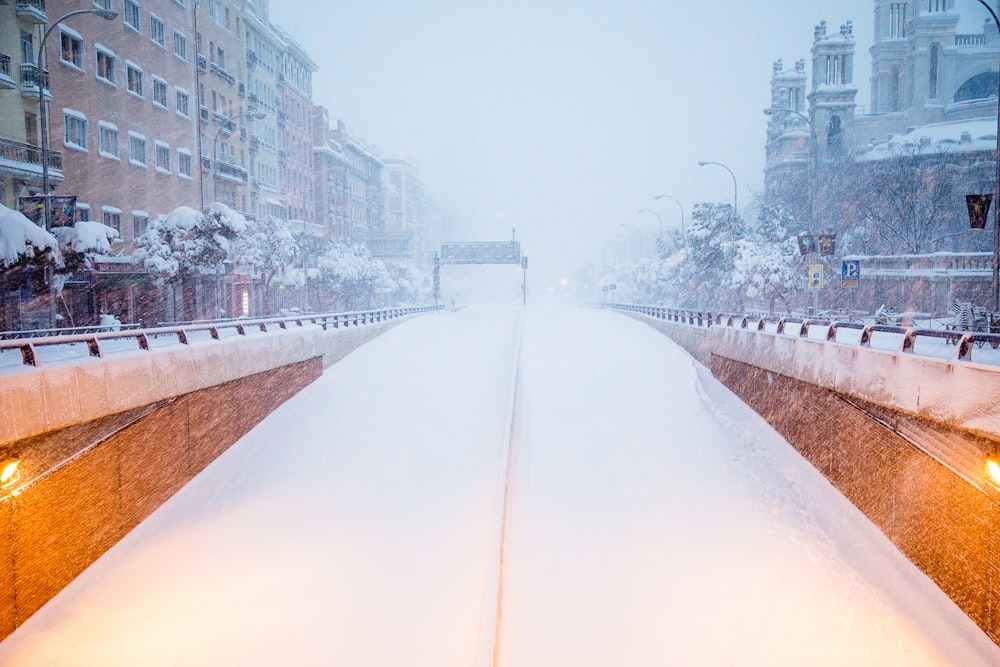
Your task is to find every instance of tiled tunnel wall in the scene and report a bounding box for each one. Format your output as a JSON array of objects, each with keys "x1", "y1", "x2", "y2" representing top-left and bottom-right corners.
[{"x1": 0, "y1": 356, "x2": 322, "y2": 641}]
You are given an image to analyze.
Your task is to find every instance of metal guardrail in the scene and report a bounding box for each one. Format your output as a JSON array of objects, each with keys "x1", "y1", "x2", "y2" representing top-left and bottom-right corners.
[
  {"x1": 605, "y1": 303, "x2": 1000, "y2": 364},
  {"x1": 0, "y1": 305, "x2": 443, "y2": 368}
]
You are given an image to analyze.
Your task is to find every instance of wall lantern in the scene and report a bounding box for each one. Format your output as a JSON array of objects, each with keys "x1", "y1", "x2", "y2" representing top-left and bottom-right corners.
[
  {"x1": 0, "y1": 458, "x2": 21, "y2": 489},
  {"x1": 986, "y1": 458, "x2": 1000, "y2": 488}
]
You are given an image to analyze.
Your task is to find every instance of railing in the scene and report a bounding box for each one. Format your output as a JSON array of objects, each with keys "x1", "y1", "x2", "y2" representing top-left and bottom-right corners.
[
  {"x1": 215, "y1": 159, "x2": 248, "y2": 183},
  {"x1": 209, "y1": 62, "x2": 235, "y2": 85},
  {"x1": 19, "y1": 62, "x2": 47, "y2": 91},
  {"x1": 955, "y1": 33, "x2": 986, "y2": 47},
  {"x1": 0, "y1": 305, "x2": 443, "y2": 368},
  {"x1": 0, "y1": 53, "x2": 12, "y2": 80},
  {"x1": 0, "y1": 137, "x2": 61, "y2": 169},
  {"x1": 604, "y1": 303, "x2": 1000, "y2": 365}
]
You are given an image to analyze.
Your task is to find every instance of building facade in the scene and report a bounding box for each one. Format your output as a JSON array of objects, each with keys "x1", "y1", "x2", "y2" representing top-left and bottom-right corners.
[{"x1": 273, "y1": 25, "x2": 316, "y2": 235}]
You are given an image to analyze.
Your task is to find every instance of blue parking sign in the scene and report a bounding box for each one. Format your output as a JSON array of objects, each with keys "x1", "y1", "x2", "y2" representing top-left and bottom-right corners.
[{"x1": 842, "y1": 260, "x2": 860, "y2": 287}]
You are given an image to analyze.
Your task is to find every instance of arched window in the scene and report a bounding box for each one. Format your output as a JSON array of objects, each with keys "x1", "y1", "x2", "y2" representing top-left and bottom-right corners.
[
  {"x1": 954, "y1": 72, "x2": 999, "y2": 103},
  {"x1": 929, "y1": 44, "x2": 939, "y2": 99},
  {"x1": 890, "y1": 65, "x2": 902, "y2": 111}
]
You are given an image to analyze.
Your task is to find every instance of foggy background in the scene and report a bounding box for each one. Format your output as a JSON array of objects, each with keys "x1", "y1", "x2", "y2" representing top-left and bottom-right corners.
[{"x1": 268, "y1": 1, "x2": 990, "y2": 287}]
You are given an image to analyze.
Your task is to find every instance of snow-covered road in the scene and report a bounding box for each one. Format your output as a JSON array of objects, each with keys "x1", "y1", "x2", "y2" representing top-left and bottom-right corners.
[{"x1": 0, "y1": 303, "x2": 998, "y2": 666}]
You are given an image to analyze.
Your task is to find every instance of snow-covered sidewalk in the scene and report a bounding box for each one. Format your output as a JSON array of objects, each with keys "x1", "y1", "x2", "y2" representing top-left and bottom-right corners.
[{"x1": 0, "y1": 304, "x2": 997, "y2": 666}]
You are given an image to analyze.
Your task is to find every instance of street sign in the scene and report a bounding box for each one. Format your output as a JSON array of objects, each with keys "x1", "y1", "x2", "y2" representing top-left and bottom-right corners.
[
  {"x1": 808, "y1": 263, "x2": 824, "y2": 289},
  {"x1": 439, "y1": 242, "x2": 521, "y2": 265},
  {"x1": 967, "y1": 194, "x2": 992, "y2": 229},
  {"x1": 842, "y1": 260, "x2": 860, "y2": 287}
]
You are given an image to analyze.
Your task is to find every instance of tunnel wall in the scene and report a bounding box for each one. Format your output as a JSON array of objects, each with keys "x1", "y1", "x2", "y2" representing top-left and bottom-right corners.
[
  {"x1": 0, "y1": 312, "x2": 429, "y2": 641},
  {"x1": 616, "y1": 310, "x2": 1000, "y2": 644}
]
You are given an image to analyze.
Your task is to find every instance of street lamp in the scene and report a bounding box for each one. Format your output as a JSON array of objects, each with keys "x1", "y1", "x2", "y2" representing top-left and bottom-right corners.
[
  {"x1": 976, "y1": 0, "x2": 1000, "y2": 312},
  {"x1": 211, "y1": 111, "x2": 266, "y2": 208},
  {"x1": 636, "y1": 208, "x2": 662, "y2": 238},
  {"x1": 653, "y1": 194, "x2": 685, "y2": 241},
  {"x1": 698, "y1": 160, "x2": 738, "y2": 217},
  {"x1": 763, "y1": 107, "x2": 816, "y2": 227},
  {"x1": 37, "y1": 8, "x2": 119, "y2": 232}
]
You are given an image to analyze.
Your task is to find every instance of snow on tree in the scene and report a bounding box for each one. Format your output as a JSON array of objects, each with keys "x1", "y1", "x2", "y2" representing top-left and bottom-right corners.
[
  {"x1": 316, "y1": 241, "x2": 390, "y2": 310},
  {"x1": 50, "y1": 220, "x2": 121, "y2": 296},
  {"x1": 728, "y1": 200, "x2": 803, "y2": 314},
  {"x1": 230, "y1": 215, "x2": 298, "y2": 313},
  {"x1": 133, "y1": 203, "x2": 247, "y2": 320},
  {"x1": 675, "y1": 203, "x2": 745, "y2": 310},
  {"x1": 0, "y1": 202, "x2": 59, "y2": 269}
]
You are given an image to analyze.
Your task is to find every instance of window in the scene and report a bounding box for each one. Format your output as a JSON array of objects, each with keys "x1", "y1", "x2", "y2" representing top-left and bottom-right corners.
[
  {"x1": 124, "y1": 0, "x2": 141, "y2": 33},
  {"x1": 63, "y1": 111, "x2": 87, "y2": 150},
  {"x1": 150, "y1": 14, "x2": 165, "y2": 47},
  {"x1": 132, "y1": 212, "x2": 149, "y2": 238},
  {"x1": 76, "y1": 203, "x2": 90, "y2": 222},
  {"x1": 178, "y1": 149, "x2": 193, "y2": 178},
  {"x1": 126, "y1": 62, "x2": 143, "y2": 97},
  {"x1": 102, "y1": 207, "x2": 122, "y2": 236},
  {"x1": 153, "y1": 77, "x2": 168, "y2": 108},
  {"x1": 20, "y1": 30, "x2": 33, "y2": 65},
  {"x1": 98, "y1": 122, "x2": 119, "y2": 158},
  {"x1": 929, "y1": 44, "x2": 939, "y2": 99},
  {"x1": 93, "y1": 0, "x2": 111, "y2": 9},
  {"x1": 175, "y1": 88, "x2": 190, "y2": 117},
  {"x1": 60, "y1": 28, "x2": 83, "y2": 69},
  {"x1": 129, "y1": 132, "x2": 147, "y2": 166},
  {"x1": 155, "y1": 141, "x2": 170, "y2": 172},
  {"x1": 96, "y1": 46, "x2": 116, "y2": 84},
  {"x1": 173, "y1": 30, "x2": 187, "y2": 61}
]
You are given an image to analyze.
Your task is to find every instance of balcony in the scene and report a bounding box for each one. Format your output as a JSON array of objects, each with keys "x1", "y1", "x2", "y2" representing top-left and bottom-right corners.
[
  {"x1": 199, "y1": 106, "x2": 209, "y2": 125},
  {"x1": 15, "y1": 0, "x2": 47, "y2": 24},
  {"x1": 197, "y1": 54, "x2": 207, "y2": 73},
  {"x1": 201, "y1": 155, "x2": 211, "y2": 174},
  {"x1": 0, "y1": 54, "x2": 13, "y2": 89},
  {"x1": 215, "y1": 158, "x2": 248, "y2": 184},
  {"x1": 248, "y1": 92, "x2": 260, "y2": 108},
  {"x1": 237, "y1": 82, "x2": 245, "y2": 98},
  {"x1": 19, "y1": 63, "x2": 50, "y2": 100},
  {"x1": 248, "y1": 135, "x2": 260, "y2": 154},
  {"x1": 246, "y1": 49, "x2": 258, "y2": 70},
  {"x1": 0, "y1": 137, "x2": 61, "y2": 171},
  {"x1": 277, "y1": 149, "x2": 288, "y2": 163},
  {"x1": 209, "y1": 62, "x2": 236, "y2": 85},
  {"x1": 277, "y1": 110, "x2": 287, "y2": 127},
  {"x1": 213, "y1": 111, "x2": 234, "y2": 134},
  {"x1": 250, "y1": 178, "x2": 261, "y2": 194}
]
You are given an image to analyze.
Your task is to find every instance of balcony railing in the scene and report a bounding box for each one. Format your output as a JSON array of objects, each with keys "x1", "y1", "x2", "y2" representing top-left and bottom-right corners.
[
  {"x1": 201, "y1": 155, "x2": 211, "y2": 174},
  {"x1": 0, "y1": 137, "x2": 61, "y2": 170},
  {"x1": 209, "y1": 62, "x2": 236, "y2": 85},
  {"x1": 199, "y1": 106, "x2": 209, "y2": 125},
  {"x1": 197, "y1": 54, "x2": 207, "y2": 73},
  {"x1": 16, "y1": 0, "x2": 47, "y2": 24},
  {"x1": 237, "y1": 82, "x2": 245, "y2": 98},
  {"x1": 277, "y1": 110, "x2": 288, "y2": 127},
  {"x1": 19, "y1": 63, "x2": 48, "y2": 95},
  {"x1": 215, "y1": 159, "x2": 248, "y2": 184},
  {"x1": 0, "y1": 54, "x2": 13, "y2": 88}
]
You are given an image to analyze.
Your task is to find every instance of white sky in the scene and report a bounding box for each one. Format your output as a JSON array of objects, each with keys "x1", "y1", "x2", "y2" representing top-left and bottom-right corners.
[
  {"x1": 1, "y1": 296, "x2": 998, "y2": 664},
  {"x1": 267, "y1": 1, "x2": 995, "y2": 285}
]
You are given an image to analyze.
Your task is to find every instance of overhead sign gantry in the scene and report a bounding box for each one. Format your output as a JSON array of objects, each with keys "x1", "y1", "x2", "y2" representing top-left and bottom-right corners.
[{"x1": 433, "y1": 230, "x2": 528, "y2": 305}]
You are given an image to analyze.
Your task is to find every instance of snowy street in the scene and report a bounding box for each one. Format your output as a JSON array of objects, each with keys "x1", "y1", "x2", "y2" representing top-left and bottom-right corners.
[{"x1": 1, "y1": 303, "x2": 999, "y2": 665}]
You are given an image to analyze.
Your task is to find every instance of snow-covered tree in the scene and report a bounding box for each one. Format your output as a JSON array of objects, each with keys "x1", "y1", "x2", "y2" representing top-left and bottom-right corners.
[
  {"x1": 50, "y1": 221, "x2": 120, "y2": 289},
  {"x1": 675, "y1": 203, "x2": 745, "y2": 310},
  {"x1": 732, "y1": 207, "x2": 801, "y2": 314},
  {"x1": 230, "y1": 215, "x2": 298, "y2": 314},
  {"x1": 316, "y1": 241, "x2": 389, "y2": 310},
  {"x1": 0, "y1": 202, "x2": 59, "y2": 270},
  {"x1": 133, "y1": 203, "x2": 247, "y2": 320}
]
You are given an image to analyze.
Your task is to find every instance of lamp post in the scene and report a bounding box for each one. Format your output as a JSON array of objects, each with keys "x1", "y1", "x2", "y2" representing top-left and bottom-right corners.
[
  {"x1": 636, "y1": 208, "x2": 662, "y2": 237},
  {"x1": 653, "y1": 194, "x2": 685, "y2": 241},
  {"x1": 977, "y1": 0, "x2": 1000, "y2": 312},
  {"x1": 698, "y1": 160, "x2": 738, "y2": 217},
  {"x1": 763, "y1": 107, "x2": 816, "y2": 228},
  {"x1": 211, "y1": 111, "x2": 265, "y2": 208},
  {"x1": 36, "y1": 8, "x2": 118, "y2": 330},
  {"x1": 37, "y1": 8, "x2": 118, "y2": 233}
]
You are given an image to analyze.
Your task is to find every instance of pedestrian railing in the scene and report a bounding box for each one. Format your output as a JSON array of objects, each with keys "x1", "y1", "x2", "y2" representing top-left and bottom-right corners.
[
  {"x1": 0, "y1": 305, "x2": 443, "y2": 369},
  {"x1": 604, "y1": 302, "x2": 1000, "y2": 365}
]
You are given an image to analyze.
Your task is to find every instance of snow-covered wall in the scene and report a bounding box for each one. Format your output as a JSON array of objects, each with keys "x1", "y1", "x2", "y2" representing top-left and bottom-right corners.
[{"x1": 0, "y1": 314, "x2": 427, "y2": 450}]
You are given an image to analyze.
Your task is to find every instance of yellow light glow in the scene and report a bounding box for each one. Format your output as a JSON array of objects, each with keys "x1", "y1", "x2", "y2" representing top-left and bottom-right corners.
[
  {"x1": 987, "y1": 459, "x2": 1000, "y2": 487},
  {"x1": 0, "y1": 459, "x2": 21, "y2": 487}
]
